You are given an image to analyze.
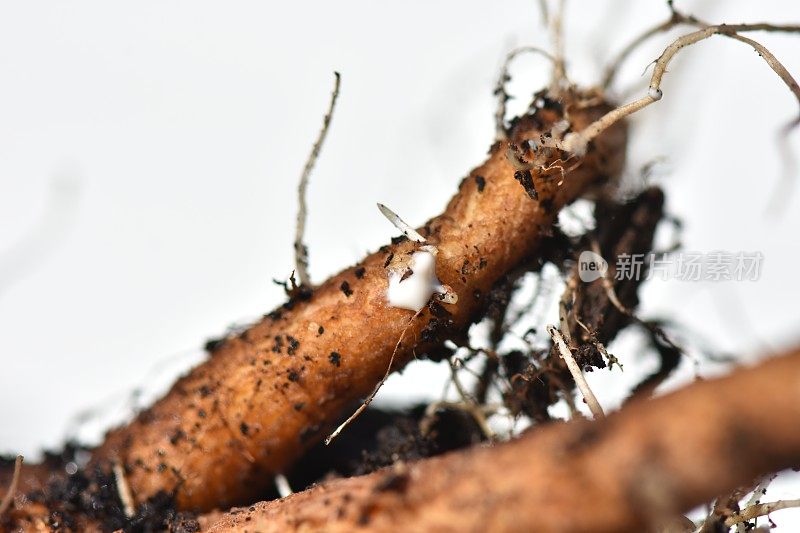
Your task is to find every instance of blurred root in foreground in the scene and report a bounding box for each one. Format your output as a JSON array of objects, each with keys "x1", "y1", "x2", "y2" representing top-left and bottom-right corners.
[{"x1": 204, "y1": 347, "x2": 800, "y2": 533}]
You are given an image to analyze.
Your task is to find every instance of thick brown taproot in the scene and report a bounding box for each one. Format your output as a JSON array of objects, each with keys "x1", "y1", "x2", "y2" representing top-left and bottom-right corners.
[
  {"x1": 205, "y1": 348, "x2": 800, "y2": 533},
  {"x1": 59, "y1": 91, "x2": 626, "y2": 512}
]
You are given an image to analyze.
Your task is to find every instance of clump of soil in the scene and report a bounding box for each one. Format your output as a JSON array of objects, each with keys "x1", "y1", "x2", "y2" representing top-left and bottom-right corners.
[
  {"x1": 2, "y1": 443, "x2": 199, "y2": 533},
  {"x1": 274, "y1": 404, "x2": 485, "y2": 500},
  {"x1": 1, "y1": 405, "x2": 483, "y2": 532}
]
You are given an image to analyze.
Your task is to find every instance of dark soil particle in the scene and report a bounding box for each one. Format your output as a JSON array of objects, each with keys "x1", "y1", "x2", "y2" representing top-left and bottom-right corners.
[
  {"x1": 287, "y1": 370, "x2": 300, "y2": 382},
  {"x1": 374, "y1": 470, "x2": 409, "y2": 493},
  {"x1": 383, "y1": 253, "x2": 394, "y2": 268},
  {"x1": 329, "y1": 351, "x2": 341, "y2": 367},
  {"x1": 575, "y1": 343, "x2": 606, "y2": 370},
  {"x1": 265, "y1": 285, "x2": 314, "y2": 321},
  {"x1": 286, "y1": 335, "x2": 299, "y2": 355},
  {"x1": 354, "y1": 267, "x2": 366, "y2": 279},
  {"x1": 513, "y1": 169, "x2": 538, "y2": 200},
  {"x1": 318, "y1": 325, "x2": 325, "y2": 335},
  {"x1": 420, "y1": 319, "x2": 442, "y2": 343},
  {"x1": 340, "y1": 281, "x2": 353, "y2": 297},
  {"x1": 422, "y1": 343, "x2": 456, "y2": 363},
  {"x1": 271, "y1": 335, "x2": 284, "y2": 354},
  {"x1": 427, "y1": 301, "x2": 452, "y2": 319},
  {"x1": 537, "y1": 92, "x2": 564, "y2": 112},
  {"x1": 474, "y1": 175, "x2": 486, "y2": 192},
  {"x1": 203, "y1": 337, "x2": 226, "y2": 354},
  {"x1": 169, "y1": 429, "x2": 186, "y2": 446},
  {"x1": 240, "y1": 422, "x2": 250, "y2": 436}
]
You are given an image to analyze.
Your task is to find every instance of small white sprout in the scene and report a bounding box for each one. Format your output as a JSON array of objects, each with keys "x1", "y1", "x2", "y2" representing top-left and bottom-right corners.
[
  {"x1": 274, "y1": 473, "x2": 293, "y2": 498},
  {"x1": 647, "y1": 86, "x2": 663, "y2": 101},
  {"x1": 377, "y1": 203, "x2": 427, "y2": 243},
  {"x1": 377, "y1": 204, "x2": 457, "y2": 311},
  {"x1": 386, "y1": 245, "x2": 457, "y2": 312}
]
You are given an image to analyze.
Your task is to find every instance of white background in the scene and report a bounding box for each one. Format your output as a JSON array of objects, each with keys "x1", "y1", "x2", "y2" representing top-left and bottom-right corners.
[{"x1": 1, "y1": 0, "x2": 799, "y2": 527}]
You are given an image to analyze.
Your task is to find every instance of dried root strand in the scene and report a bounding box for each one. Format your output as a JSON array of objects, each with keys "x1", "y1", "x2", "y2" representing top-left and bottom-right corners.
[
  {"x1": 445, "y1": 357, "x2": 496, "y2": 439},
  {"x1": 603, "y1": 4, "x2": 800, "y2": 89},
  {"x1": 547, "y1": 0, "x2": 568, "y2": 92},
  {"x1": 376, "y1": 203, "x2": 427, "y2": 243},
  {"x1": 697, "y1": 474, "x2": 794, "y2": 531},
  {"x1": 700, "y1": 482, "x2": 759, "y2": 532},
  {"x1": 0, "y1": 455, "x2": 23, "y2": 519},
  {"x1": 112, "y1": 461, "x2": 136, "y2": 519},
  {"x1": 568, "y1": 21, "x2": 800, "y2": 156},
  {"x1": 496, "y1": 0, "x2": 570, "y2": 141},
  {"x1": 725, "y1": 498, "x2": 800, "y2": 528},
  {"x1": 537, "y1": 0, "x2": 549, "y2": 29},
  {"x1": 294, "y1": 71, "x2": 341, "y2": 287},
  {"x1": 547, "y1": 325, "x2": 605, "y2": 419},
  {"x1": 605, "y1": 13, "x2": 800, "y2": 215},
  {"x1": 494, "y1": 47, "x2": 555, "y2": 141},
  {"x1": 602, "y1": 12, "x2": 682, "y2": 89},
  {"x1": 325, "y1": 309, "x2": 421, "y2": 445}
]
